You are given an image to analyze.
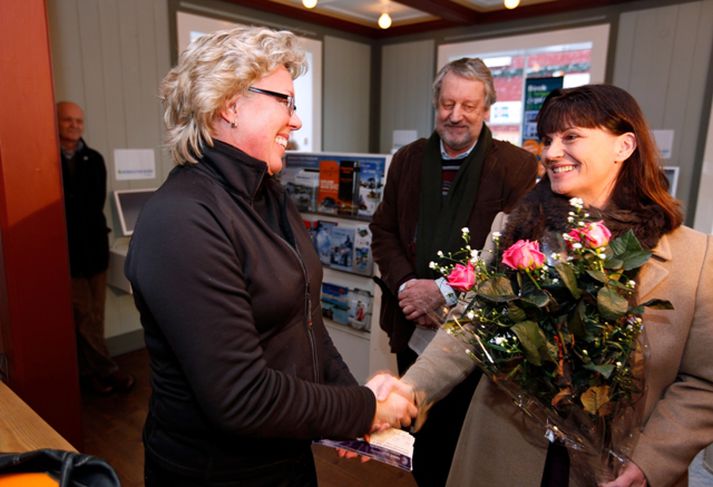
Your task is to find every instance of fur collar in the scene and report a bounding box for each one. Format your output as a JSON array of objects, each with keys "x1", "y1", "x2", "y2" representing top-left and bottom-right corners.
[{"x1": 501, "y1": 179, "x2": 669, "y2": 251}]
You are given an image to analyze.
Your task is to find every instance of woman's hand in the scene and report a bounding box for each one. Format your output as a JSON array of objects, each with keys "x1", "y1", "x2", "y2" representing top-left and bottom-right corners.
[
  {"x1": 600, "y1": 462, "x2": 647, "y2": 487},
  {"x1": 365, "y1": 373, "x2": 416, "y2": 431}
]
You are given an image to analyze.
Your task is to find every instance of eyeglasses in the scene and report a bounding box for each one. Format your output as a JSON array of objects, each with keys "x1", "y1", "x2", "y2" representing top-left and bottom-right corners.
[{"x1": 247, "y1": 86, "x2": 297, "y2": 116}]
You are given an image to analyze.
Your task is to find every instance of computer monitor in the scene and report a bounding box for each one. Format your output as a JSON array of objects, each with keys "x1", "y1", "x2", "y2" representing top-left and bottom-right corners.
[{"x1": 113, "y1": 189, "x2": 155, "y2": 237}]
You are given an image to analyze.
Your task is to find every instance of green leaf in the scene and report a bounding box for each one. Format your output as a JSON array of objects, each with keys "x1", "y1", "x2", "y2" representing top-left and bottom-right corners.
[
  {"x1": 585, "y1": 269, "x2": 607, "y2": 283},
  {"x1": 520, "y1": 288, "x2": 550, "y2": 307},
  {"x1": 620, "y1": 250, "x2": 651, "y2": 271},
  {"x1": 512, "y1": 320, "x2": 549, "y2": 366},
  {"x1": 555, "y1": 262, "x2": 581, "y2": 299},
  {"x1": 604, "y1": 257, "x2": 624, "y2": 271},
  {"x1": 568, "y1": 300, "x2": 587, "y2": 339},
  {"x1": 583, "y1": 361, "x2": 615, "y2": 379},
  {"x1": 610, "y1": 230, "x2": 642, "y2": 255},
  {"x1": 477, "y1": 276, "x2": 516, "y2": 302},
  {"x1": 640, "y1": 298, "x2": 674, "y2": 310},
  {"x1": 597, "y1": 286, "x2": 629, "y2": 320},
  {"x1": 507, "y1": 303, "x2": 527, "y2": 322}
]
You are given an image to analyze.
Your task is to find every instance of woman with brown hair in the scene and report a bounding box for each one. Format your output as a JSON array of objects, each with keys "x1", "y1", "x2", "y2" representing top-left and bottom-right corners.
[{"x1": 385, "y1": 84, "x2": 713, "y2": 486}]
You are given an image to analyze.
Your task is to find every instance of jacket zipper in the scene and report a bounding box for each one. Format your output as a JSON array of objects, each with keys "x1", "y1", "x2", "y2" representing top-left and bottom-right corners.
[
  {"x1": 228, "y1": 168, "x2": 321, "y2": 384},
  {"x1": 282, "y1": 240, "x2": 320, "y2": 383}
]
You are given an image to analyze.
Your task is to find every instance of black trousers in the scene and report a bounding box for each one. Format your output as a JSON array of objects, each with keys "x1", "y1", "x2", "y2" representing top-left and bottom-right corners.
[
  {"x1": 144, "y1": 449, "x2": 318, "y2": 487},
  {"x1": 397, "y1": 347, "x2": 482, "y2": 487},
  {"x1": 540, "y1": 441, "x2": 570, "y2": 487}
]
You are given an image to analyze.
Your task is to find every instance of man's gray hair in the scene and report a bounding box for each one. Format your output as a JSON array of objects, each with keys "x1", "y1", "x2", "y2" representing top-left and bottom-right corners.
[{"x1": 432, "y1": 57, "x2": 496, "y2": 109}]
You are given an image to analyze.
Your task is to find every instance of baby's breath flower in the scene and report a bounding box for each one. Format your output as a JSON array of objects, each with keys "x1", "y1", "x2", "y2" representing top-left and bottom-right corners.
[
  {"x1": 572, "y1": 243, "x2": 582, "y2": 250},
  {"x1": 461, "y1": 227, "x2": 470, "y2": 234},
  {"x1": 437, "y1": 250, "x2": 444, "y2": 258},
  {"x1": 627, "y1": 280, "x2": 636, "y2": 288},
  {"x1": 567, "y1": 216, "x2": 575, "y2": 223},
  {"x1": 429, "y1": 261, "x2": 437, "y2": 269},
  {"x1": 569, "y1": 197, "x2": 584, "y2": 208},
  {"x1": 550, "y1": 252, "x2": 560, "y2": 260},
  {"x1": 577, "y1": 221, "x2": 585, "y2": 227},
  {"x1": 598, "y1": 253, "x2": 606, "y2": 259},
  {"x1": 492, "y1": 231, "x2": 501, "y2": 240}
]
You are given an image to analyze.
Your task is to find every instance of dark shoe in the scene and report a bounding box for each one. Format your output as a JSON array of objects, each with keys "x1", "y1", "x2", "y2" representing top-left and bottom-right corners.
[
  {"x1": 108, "y1": 370, "x2": 135, "y2": 393},
  {"x1": 88, "y1": 376, "x2": 114, "y2": 395}
]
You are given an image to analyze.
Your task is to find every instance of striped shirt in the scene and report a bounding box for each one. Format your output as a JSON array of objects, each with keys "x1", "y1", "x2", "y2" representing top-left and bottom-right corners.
[{"x1": 440, "y1": 139, "x2": 477, "y2": 197}]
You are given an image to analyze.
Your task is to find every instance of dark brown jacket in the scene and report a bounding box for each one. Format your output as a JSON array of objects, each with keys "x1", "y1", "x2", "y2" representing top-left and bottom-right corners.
[{"x1": 370, "y1": 135, "x2": 537, "y2": 352}]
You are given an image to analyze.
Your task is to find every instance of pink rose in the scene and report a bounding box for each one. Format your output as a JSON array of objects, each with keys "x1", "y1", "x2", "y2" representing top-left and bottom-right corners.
[
  {"x1": 446, "y1": 262, "x2": 476, "y2": 292},
  {"x1": 580, "y1": 221, "x2": 611, "y2": 248},
  {"x1": 566, "y1": 228, "x2": 582, "y2": 246},
  {"x1": 502, "y1": 240, "x2": 546, "y2": 271}
]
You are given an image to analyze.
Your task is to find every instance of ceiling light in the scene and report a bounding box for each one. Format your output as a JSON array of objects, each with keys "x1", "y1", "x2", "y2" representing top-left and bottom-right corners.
[
  {"x1": 504, "y1": 0, "x2": 520, "y2": 9},
  {"x1": 302, "y1": 0, "x2": 317, "y2": 8},
  {"x1": 378, "y1": 12, "x2": 392, "y2": 29}
]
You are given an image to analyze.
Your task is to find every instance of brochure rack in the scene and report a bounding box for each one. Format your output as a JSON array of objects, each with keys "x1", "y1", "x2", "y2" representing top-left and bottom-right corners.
[{"x1": 281, "y1": 151, "x2": 395, "y2": 382}]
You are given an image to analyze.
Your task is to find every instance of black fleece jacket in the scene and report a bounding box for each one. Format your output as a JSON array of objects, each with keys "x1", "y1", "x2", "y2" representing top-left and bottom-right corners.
[{"x1": 125, "y1": 141, "x2": 375, "y2": 480}]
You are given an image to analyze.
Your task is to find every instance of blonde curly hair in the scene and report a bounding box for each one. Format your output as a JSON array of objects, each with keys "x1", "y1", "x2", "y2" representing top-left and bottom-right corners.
[{"x1": 160, "y1": 26, "x2": 307, "y2": 165}]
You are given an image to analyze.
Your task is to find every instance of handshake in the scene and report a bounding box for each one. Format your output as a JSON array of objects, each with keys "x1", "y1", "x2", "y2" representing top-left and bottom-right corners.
[{"x1": 365, "y1": 373, "x2": 419, "y2": 432}]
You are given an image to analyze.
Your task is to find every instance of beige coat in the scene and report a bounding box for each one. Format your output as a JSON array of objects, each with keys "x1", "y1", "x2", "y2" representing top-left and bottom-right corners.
[{"x1": 403, "y1": 212, "x2": 713, "y2": 487}]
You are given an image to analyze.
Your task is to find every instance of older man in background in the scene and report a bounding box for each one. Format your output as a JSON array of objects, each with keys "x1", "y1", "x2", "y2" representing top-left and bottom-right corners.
[{"x1": 58, "y1": 101, "x2": 134, "y2": 395}]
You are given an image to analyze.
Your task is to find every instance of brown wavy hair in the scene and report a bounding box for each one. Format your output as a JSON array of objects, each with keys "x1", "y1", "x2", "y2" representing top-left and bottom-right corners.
[{"x1": 536, "y1": 84, "x2": 682, "y2": 232}]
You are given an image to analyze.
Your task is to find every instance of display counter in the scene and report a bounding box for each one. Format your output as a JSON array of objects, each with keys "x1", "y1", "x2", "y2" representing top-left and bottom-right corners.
[{"x1": 0, "y1": 381, "x2": 75, "y2": 452}]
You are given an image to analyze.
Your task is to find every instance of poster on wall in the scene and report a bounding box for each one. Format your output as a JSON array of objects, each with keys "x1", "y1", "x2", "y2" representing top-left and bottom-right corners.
[
  {"x1": 114, "y1": 149, "x2": 156, "y2": 181},
  {"x1": 521, "y1": 77, "x2": 564, "y2": 162}
]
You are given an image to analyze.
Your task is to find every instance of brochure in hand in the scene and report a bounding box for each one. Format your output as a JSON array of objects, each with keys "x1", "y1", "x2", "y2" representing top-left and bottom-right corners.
[{"x1": 317, "y1": 428, "x2": 414, "y2": 471}]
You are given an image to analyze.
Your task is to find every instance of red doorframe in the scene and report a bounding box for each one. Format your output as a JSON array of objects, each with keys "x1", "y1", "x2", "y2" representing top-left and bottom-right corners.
[{"x1": 0, "y1": 0, "x2": 82, "y2": 446}]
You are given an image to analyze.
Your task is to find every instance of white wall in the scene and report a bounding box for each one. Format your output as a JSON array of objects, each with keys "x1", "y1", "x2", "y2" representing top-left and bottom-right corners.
[
  {"x1": 379, "y1": 40, "x2": 435, "y2": 153},
  {"x1": 323, "y1": 35, "x2": 372, "y2": 153},
  {"x1": 693, "y1": 97, "x2": 713, "y2": 234}
]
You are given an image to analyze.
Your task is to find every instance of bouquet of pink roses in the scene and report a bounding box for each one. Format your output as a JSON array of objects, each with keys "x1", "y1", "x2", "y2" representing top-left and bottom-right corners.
[{"x1": 431, "y1": 198, "x2": 672, "y2": 483}]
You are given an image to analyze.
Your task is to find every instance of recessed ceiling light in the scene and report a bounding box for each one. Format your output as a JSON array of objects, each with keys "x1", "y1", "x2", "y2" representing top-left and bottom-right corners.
[
  {"x1": 378, "y1": 12, "x2": 392, "y2": 29},
  {"x1": 504, "y1": 0, "x2": 520, "y2": 9},
  {"x1": 302, "y1": 0, "x2": 317, "y2": 9}
]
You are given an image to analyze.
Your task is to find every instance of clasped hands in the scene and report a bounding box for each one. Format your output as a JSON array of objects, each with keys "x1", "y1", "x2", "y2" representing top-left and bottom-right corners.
[
  {"x1": 398, "y1": 279, "x2": 444, "y2": 328},
  {"x1": 366, "y1": 372, "x2": 416, "y2": 432},
  {"x1": 337, "y1": 373, "x2": 416, "y2": 462}
]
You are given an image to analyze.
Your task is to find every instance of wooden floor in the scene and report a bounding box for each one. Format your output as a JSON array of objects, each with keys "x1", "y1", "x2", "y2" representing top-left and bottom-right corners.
[{"x1": 80, "y1": 348, "x2": 418, "y2": 487}]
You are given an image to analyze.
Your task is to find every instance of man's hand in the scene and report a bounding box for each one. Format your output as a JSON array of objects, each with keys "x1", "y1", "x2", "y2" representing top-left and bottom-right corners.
[
  {"x1": 398, "y1": 279, "x2": 445, "y2": 321},
  {"x1": 600, "y1": 462, "x2": 647, "y2": 487},
  {"x1": 365, "y1": 373, "x2": 417, "y2": 432}
]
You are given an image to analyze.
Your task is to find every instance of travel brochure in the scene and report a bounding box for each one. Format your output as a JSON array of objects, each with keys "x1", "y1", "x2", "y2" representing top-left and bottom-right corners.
[
  {"x1": 317, "y1": 428, "x2": 415, "y2": 471},
  {"x1": 320, "y1": 282, "x2": 372, "y2": 332},
  {"x1": 305, "y1": 218, "x2": 373, "y2": 276},
  {"x1": 281, "y1": 152, "x2": 387, "y2": 218}
]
